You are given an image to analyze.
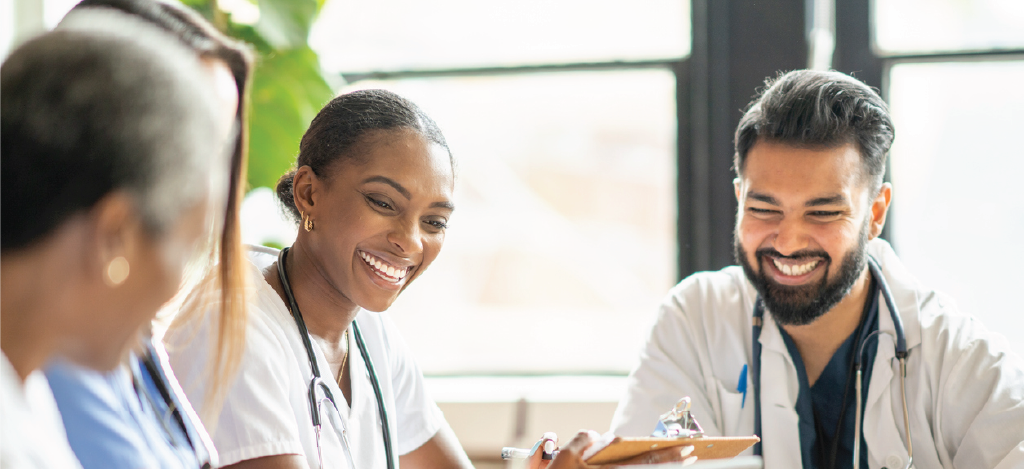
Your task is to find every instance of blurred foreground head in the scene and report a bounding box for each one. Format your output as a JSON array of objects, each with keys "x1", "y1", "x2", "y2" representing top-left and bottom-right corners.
[
  {"x1": 0, "y1": 16, "x2": 229, "y2": 373},
  {"x1": 62, "y1": 0, "x2": 256, "y2": 413}
]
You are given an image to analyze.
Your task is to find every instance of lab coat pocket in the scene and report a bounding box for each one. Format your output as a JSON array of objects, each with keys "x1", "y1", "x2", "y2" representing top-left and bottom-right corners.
[{"x1": 714, "y1": 379, "x2": 747, "y2": 436}]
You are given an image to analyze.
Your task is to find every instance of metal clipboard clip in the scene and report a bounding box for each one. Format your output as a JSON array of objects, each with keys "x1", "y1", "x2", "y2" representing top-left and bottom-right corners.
[{"x1": 651, "y1": 397, "x2": 705, "y2": 439}]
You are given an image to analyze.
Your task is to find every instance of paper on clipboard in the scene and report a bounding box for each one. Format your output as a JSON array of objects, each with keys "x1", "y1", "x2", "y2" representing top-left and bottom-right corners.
[{"x1": 583, "y1": 435, "x2": 760, "y2": 465}]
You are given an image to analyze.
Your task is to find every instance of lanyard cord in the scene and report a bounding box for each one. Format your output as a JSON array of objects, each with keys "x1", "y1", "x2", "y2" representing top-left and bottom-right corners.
[{"x1": 277, "y1": 247, "x2": 394, "y2": 469}]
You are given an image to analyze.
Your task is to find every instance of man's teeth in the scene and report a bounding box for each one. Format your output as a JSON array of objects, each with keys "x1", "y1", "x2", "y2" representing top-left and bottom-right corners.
[
  {"x1": 360, "y1": 251, "x2": 408, "y2": 281},
  {"x1": 773, "y1": 258, "x2": 820, "y2": 276}
]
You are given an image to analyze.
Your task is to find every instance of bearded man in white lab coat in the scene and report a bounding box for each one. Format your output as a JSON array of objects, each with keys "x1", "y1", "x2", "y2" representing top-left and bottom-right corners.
[{"x1": 610, "y1": 69, "x2": 1024, "y2": 469}]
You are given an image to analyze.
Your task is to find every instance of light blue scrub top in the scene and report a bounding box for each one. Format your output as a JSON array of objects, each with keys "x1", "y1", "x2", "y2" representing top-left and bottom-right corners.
[{"x1": 45, "y1": 345, "x2": 209, "y2": 469}]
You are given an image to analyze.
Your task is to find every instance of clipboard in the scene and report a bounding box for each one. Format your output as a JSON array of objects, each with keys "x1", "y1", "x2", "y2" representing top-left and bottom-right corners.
[
  {"x1": 584, "y1": 435, "x2": 760, "y2": 465},
  {"x1": 584, "y1": 397, "x2": 758, "y2": 465}
]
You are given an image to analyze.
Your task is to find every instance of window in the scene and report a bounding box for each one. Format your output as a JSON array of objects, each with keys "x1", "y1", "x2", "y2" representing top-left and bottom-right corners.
[
  {"x1": 874, "y1": 0, "x2": 1022, "y2": 54},
  {"x1": 302, "y1": 0, "x2": 691, "y2": 376},
  {"x1": 1, "y1": 0, "x2": 14, "y2": 58},
  {"x1": 874, "y1": 0, "x2": 1024, "y2": 354},
  {"x1": 887, "y1": 61, "x2": 1024, "y2": 352},
  {"x1": 310, "y1": 0, "x2": 689, "y2": 71},
  {"x1": 339, "y1": 71, "x2": 677, "y2": 374}
]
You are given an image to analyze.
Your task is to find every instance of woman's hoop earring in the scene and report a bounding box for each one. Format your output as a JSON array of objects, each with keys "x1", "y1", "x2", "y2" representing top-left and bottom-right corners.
[
  {"x1": 301, "y1": 211, "x2": 314, "y2": 232},
  {"x1": 104, "y1": 256, "x2": 130, "y2": 287}
]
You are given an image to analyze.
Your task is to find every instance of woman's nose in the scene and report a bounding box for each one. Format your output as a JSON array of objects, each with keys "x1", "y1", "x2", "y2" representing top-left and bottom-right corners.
[{"x1": 387, "y1": 219, "x2": 423, "y2": 255}]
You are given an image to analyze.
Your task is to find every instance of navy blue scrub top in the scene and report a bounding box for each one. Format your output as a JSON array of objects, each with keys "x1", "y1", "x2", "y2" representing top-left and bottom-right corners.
[{"x1": 778, "y1": 277, "x2": 879, "y2": 469}]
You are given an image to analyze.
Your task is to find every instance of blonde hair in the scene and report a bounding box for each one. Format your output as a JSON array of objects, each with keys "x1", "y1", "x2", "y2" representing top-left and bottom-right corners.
[{"x1": 70, "y1": 0, "x2": 254, "y2": 423}]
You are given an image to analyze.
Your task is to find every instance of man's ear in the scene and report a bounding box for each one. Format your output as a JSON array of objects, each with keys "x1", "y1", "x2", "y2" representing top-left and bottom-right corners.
[
  {"x1": 734, "y1": 178, "x2": 742, "y2": 201},
  {"x1": 869, "y1": 182, "x2": 892, "y2": 240}
]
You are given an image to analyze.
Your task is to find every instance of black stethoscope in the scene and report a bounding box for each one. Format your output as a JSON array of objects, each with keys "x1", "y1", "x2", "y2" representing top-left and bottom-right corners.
[
  {"x1": 277, "y1": 247, "x2": 395, "y2": 469},
  {"x1": 750, "y1": 256, "x2": 913, "y2": 469},
  {"x1": 132, "y1": 342, "x2": 212, "y2": 469}
]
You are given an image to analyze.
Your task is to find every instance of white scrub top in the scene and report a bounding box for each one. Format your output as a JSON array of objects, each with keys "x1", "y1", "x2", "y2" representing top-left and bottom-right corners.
[
  {"x1": 165, "y1": 246, "x2": 446, "y2": 468},
  {"x1": 0, "y1": 352, "x2": 83, "y2": 469},
  {"x1": 610, "y1": 239, "x2": 1024, "y2": 469}
]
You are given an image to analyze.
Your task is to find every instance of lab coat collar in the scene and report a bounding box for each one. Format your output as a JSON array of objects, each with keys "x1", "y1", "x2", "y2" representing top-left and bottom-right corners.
[
  {"x1": 862, "y1": 238, "x2": 920, "y2": 467},
  {"x1": 865, "y1": 238, "x2": 924, "y2": 352}
]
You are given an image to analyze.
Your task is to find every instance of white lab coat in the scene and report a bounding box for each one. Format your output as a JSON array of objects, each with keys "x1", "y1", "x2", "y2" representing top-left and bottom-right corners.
[{"x1": 610, "y1": 239, "x2": 1024, "y2": 469}]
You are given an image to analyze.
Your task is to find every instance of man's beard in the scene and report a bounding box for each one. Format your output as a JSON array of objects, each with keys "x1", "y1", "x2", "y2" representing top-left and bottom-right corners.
[{"x1": 735, "y1": 220, "x2": 870, "y2": 326}]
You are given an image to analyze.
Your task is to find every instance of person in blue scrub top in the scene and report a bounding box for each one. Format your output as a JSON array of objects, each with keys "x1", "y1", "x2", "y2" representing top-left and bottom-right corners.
[
  {"x1": 39, "y1": 1, "x2": 254, "y2": 468},
  {"x1": 611, "y1": 70, "x2": 1023, "y2": 469},
  {"x1": 47, "y1": 343, "x2": 215, "y2": 468}
]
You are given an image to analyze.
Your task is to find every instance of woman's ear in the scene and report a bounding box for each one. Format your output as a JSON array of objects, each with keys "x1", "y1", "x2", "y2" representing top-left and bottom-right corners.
[
  {"x1": 292, "y1": 165, "x2": 318, "y2": 216},
  {"x1": 89, "y1": 192, "x2": 140, "y2": 287}
]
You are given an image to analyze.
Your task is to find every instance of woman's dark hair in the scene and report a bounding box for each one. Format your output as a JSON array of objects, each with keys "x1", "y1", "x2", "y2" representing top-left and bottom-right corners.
[
  {"x1": 734, "y1": 69, "x2": 895, "y2": 192},
  {"x1": 66, "y1": 0, "x2": 254, "y2": 416},
  {"x1": 275, "y1": 89, "x2": 452, "y2": 225}
]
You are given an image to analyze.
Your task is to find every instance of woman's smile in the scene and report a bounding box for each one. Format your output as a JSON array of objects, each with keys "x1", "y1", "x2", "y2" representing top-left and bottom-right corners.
[{"x1": 358, "y1": 250, "x2": 413, "y2": 288}]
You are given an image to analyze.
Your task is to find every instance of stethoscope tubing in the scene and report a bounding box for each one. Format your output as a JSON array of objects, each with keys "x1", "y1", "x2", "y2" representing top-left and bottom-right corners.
[
  {"x1": 751, "y1": 255, "x2": 912, "y2": 468},
  {"x1": 277, "y1": 247, "x2": 395, "y2": 469},
  {"x1": 134, "y1": 345, "x2": 212, "y2": 468}
]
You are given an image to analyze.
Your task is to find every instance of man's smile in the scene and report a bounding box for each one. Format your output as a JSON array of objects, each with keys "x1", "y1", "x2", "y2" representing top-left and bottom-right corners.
[{"x1": 762, "y1": 254, "x2": 827, "y2": 285}]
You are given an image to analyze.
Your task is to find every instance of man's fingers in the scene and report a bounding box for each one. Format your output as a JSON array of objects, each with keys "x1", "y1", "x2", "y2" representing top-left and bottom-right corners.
[{"x1": 682, "y1": 455, "x2": 698, "y2": 466}]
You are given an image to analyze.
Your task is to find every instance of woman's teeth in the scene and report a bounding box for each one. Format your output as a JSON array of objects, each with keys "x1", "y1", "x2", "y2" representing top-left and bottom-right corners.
[
  {"x1": 359, "y1": 251, "x2": 409, "y2": 282},
  {"x1": 773, "y1": 258, "x2": 820, "y2": 276}
]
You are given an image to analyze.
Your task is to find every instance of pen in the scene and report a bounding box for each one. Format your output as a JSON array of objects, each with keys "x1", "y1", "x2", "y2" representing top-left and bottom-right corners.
[
  {"x1": 501, "y1": 439, "x2": 558, "y2": 460},
  {"x1": 737, "y1": 364, "x2": 748, "y2": 408}
]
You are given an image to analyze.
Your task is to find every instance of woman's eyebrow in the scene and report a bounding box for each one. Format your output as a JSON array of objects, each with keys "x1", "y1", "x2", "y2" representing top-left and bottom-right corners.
[{"x1": 362, "y1": 175, "x2": 410, "y2": 199}]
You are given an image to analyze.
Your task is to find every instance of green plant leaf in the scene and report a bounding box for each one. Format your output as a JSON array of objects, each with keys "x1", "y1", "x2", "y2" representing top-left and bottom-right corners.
[
  {"x1": 227, "y1": 22, "x2": 274, "y2": 55},
  {"x1": 246, "y1": 46, "x2": 334, "y2": 190},
  {"x1": 179, "y1": 0, "x2": 210, "y2": 10},
  {"x1": 254, "y1": 0, "x2": 319, "y2": 50}
]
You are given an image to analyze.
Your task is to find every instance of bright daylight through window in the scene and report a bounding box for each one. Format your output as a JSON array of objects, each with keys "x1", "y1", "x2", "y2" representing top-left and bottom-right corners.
[
  {"x1": 874, "y1": 0, "x2": 1024, "y2": 354},
  {"x1": 340, "y1": 71, "x2": 678, "y2": 375},
  {"x1": 238, "y1": 0, "x2": 691, "y2": 376}
]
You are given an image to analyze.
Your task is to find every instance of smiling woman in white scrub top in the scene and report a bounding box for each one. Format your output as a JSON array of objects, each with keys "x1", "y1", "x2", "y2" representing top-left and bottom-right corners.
[
  {"x1": 165, "y1": 89, "x2": 484, "y2": 469},
  {"x1": 0, "y1": 20, "x2": 229, "y2": 468}
]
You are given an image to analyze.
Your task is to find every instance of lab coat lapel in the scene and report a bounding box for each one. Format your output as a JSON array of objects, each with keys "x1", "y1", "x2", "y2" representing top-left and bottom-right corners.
[
  {"x1": 863, "y1": 239, "x2": 922, "y2": 468},
  {"x1": 758, "y1": 313, "x2": 804, "y2": 468},
  {"x1": 862, "y1": 297, "x2": 908, "y2": 469}
]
